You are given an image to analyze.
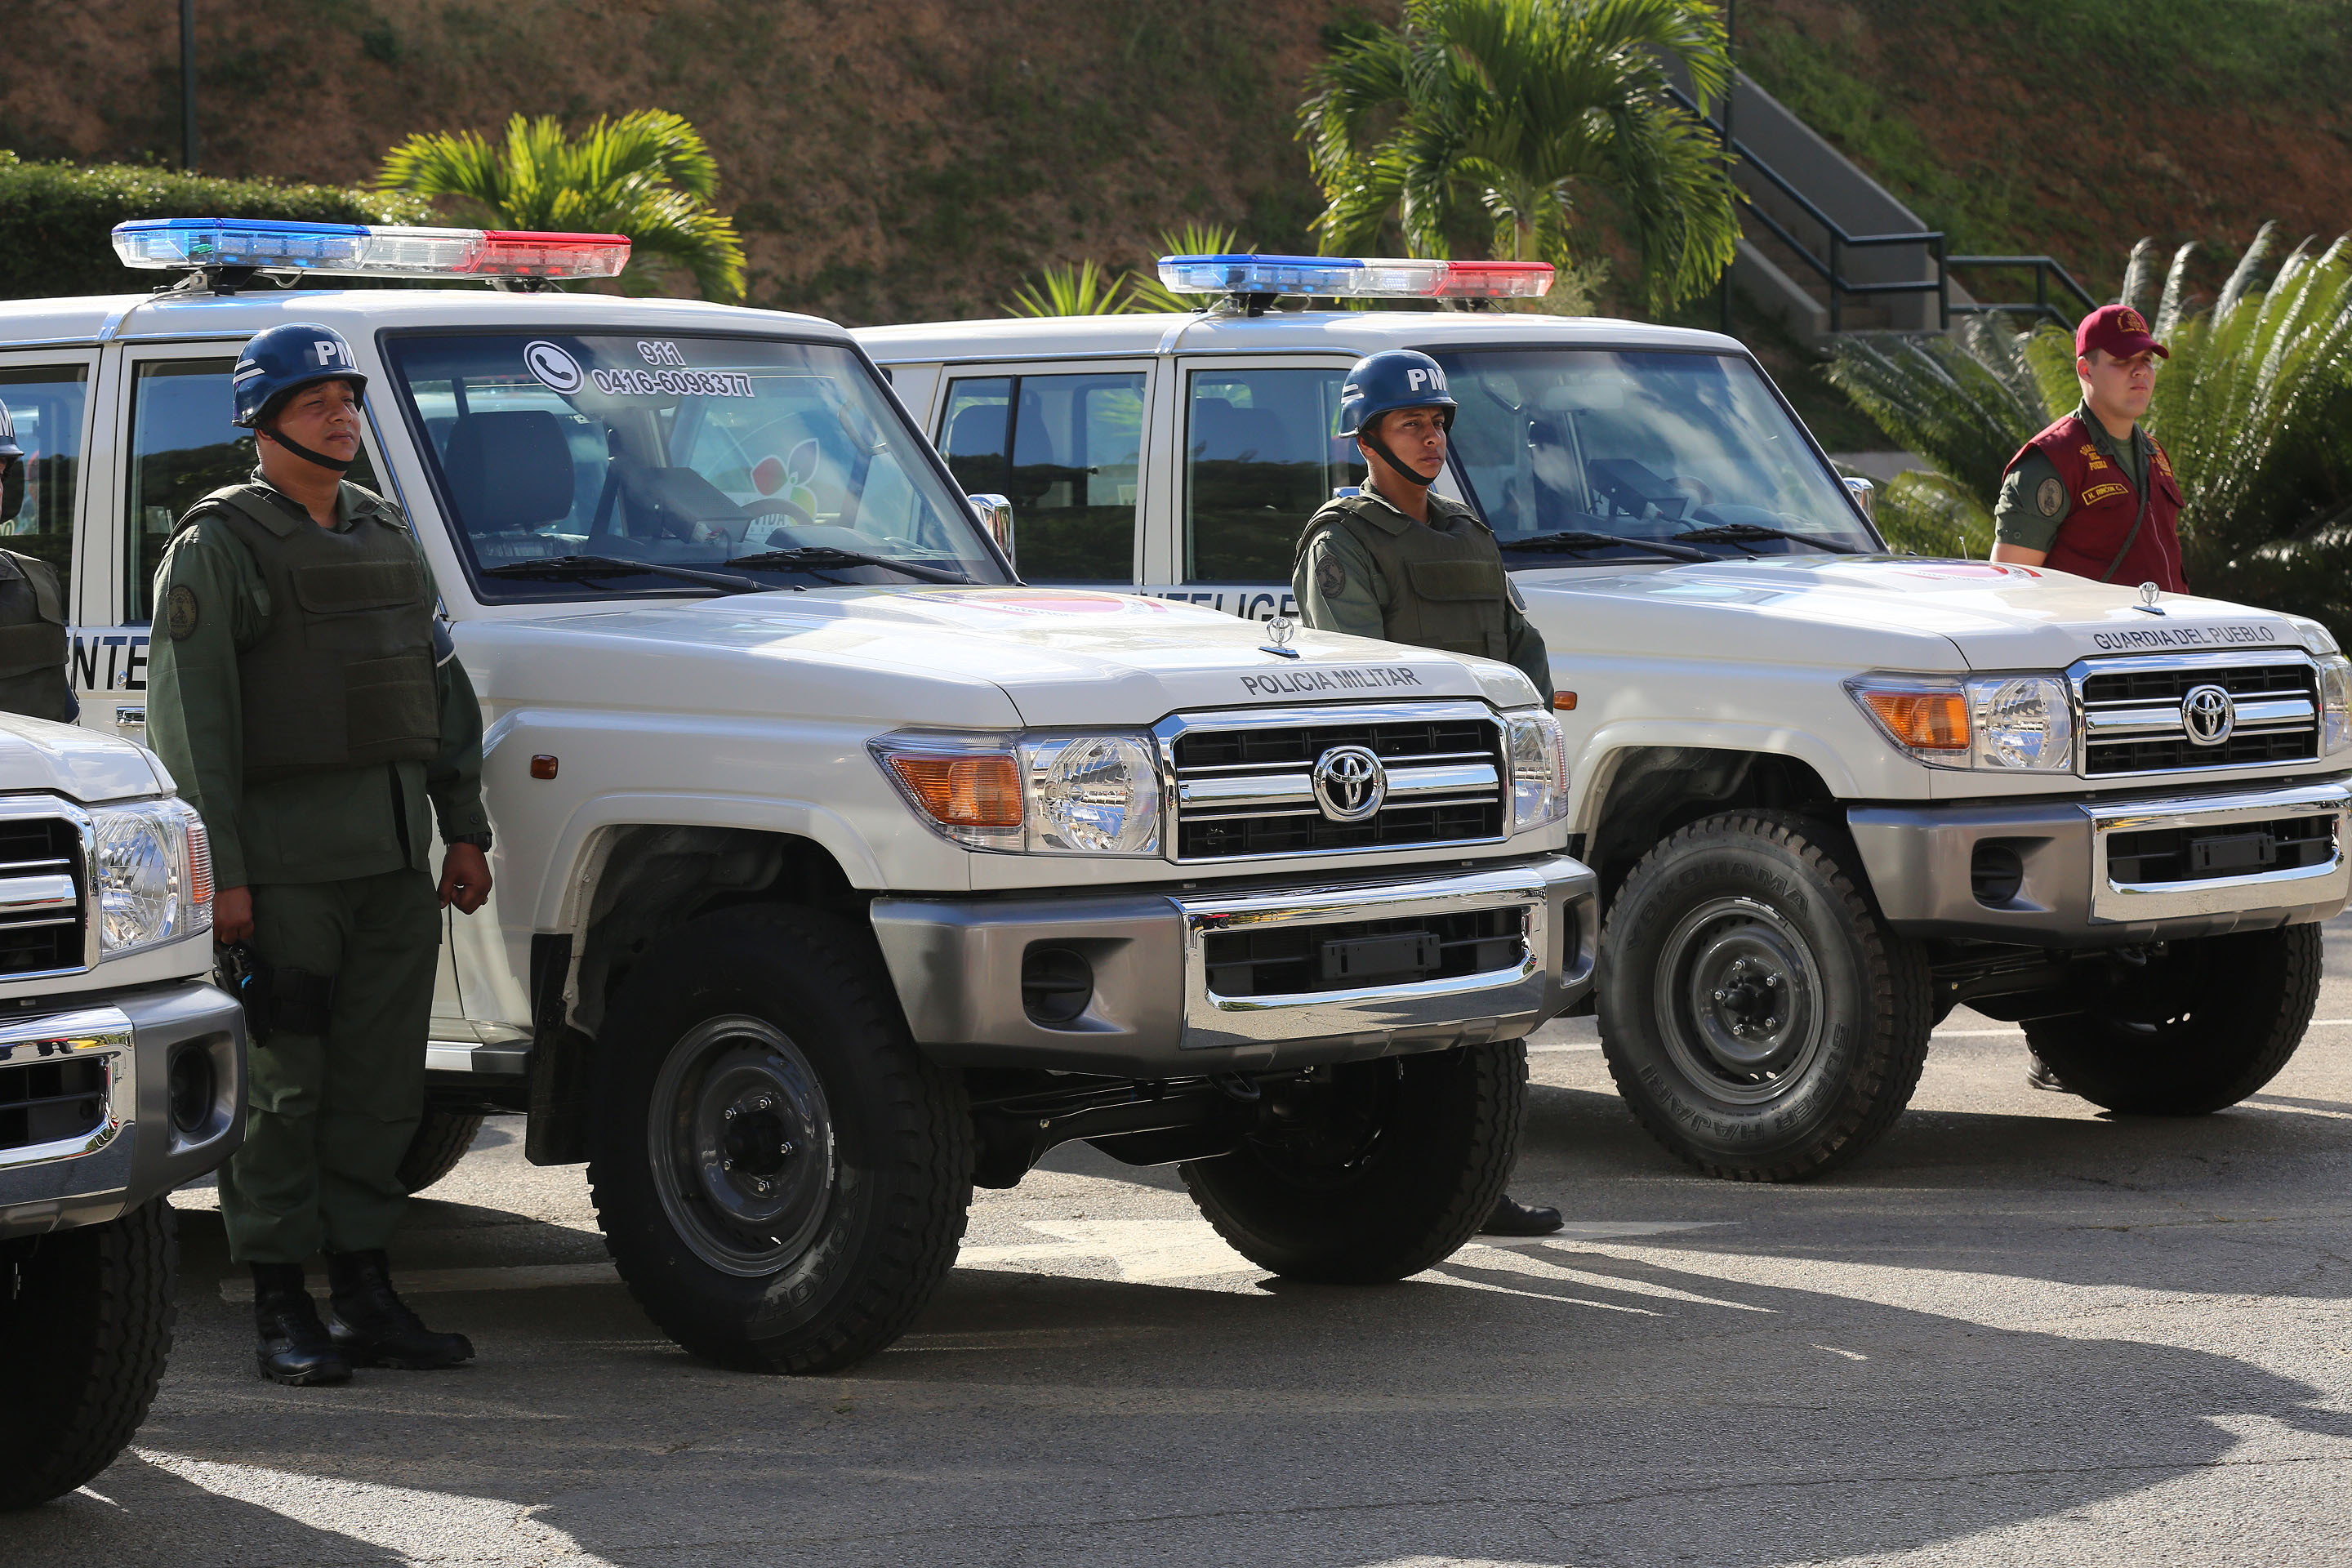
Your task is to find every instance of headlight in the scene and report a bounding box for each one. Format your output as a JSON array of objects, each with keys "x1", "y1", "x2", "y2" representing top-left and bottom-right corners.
[
  {"x1": 2319, "y1": 654, "x2": 2352, "y2": 755},
  {"x1": 870, "y1": 731, "x2": 1162, "y2": 856},
  {"x1": 1020, "y1": 735, "x2": 1162, "y2": 855},
  {"x1": 91, "y1": 800, "x2": 210, "y2": 955},
  {"x1": 1848, "y1": 674, "x2": 2075, "y2": 771},
  {"x1": 1505, "y1": 710, "x2": 1570, "y2": 832}
]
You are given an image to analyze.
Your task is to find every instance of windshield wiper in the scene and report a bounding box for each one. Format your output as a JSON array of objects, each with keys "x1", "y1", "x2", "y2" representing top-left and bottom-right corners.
[
  {"x1": 1673, "y1": 523, "x2": 1862, "y2": 555},
  {"x1": 1503, "y1": 529, "x2": 1713, "y2": 564},
  {"x1": 724, "y1": 547, "x2": 971, "y2": 586},
  {"x1": 479, "y1": 555, "x2": 770, "y2": 593}
]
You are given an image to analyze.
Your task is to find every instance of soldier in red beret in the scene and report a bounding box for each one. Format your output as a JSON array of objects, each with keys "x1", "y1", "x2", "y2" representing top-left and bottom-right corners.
[{"x1": 1989, "y1": 304, "x2": 2185, "y2": 594}]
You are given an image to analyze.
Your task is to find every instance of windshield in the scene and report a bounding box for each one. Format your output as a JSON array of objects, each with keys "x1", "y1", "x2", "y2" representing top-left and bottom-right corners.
[
  {"x1": 1435, "y1": 350, "x2": 1880, "y2": 563},
  {"x1": 384, "y1": 332, "x2": 1009, "y2": 599}
]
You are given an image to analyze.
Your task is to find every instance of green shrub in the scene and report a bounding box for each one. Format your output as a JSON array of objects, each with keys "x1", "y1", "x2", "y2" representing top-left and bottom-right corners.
[{"x1": 0, "y1": 152, "x2": 435, "y2": 301}]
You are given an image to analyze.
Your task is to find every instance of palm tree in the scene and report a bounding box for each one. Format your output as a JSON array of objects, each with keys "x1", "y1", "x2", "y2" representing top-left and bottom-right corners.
[
  {"x1": 378, "y1": 110, "x2": 746, "y2": 301},
  {"x1": 1827, "y1": 225, "x2": 2352, "y2": 636},
  {"x1": 1004, "y1": 259, "x2": 1138, "y2": 318},
  {"x1": 1298, "y1": 0, "x2": 1740, "y2": 314}
]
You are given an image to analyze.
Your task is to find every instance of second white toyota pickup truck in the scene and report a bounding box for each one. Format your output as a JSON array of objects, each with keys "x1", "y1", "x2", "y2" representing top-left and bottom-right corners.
[{"x1": 856, "y1": 251, "x2": 2351, "y2": 1183}]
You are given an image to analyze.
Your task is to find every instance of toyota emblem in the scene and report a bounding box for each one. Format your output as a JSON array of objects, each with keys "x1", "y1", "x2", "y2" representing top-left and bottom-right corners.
[
  {"x1": 2180, "y1": 684, "x2": 2237, "y2": 747},
  {"x1": 1311, "y1": 745, "x2": 1388, "y2": 822}
]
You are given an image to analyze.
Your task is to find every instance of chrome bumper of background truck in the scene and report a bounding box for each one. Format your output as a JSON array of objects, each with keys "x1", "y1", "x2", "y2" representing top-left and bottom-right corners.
[
  {"x1": 0, "y1": 982, "x2": 246, "y2": 1236},
  {"x1": 871, "y1": 854, "x2": 1597, "y2": 1076},
  {"x1": 1851, "y1": 779, "x2": 2352, "y2": 944}
]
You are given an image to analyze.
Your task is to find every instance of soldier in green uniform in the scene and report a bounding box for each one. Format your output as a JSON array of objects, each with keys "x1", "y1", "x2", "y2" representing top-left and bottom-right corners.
[
  {"x1": 0, "y1": 397, "x2": 78, "y2": 724},
  {"x1": 146, "y1": 323, "x2": 495, "y2": 1387},
  {"x1": 1291, "y1": 349, "x2": 1561, "y2": 1238}
]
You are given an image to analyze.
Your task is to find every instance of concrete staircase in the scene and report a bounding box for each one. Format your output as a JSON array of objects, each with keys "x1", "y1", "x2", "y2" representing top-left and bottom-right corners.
[{"x1": 1670, "y1": 69, "x2": 2097, "y2": 345}]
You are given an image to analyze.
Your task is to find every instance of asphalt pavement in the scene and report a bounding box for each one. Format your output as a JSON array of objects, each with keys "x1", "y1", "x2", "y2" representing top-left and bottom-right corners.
[{"x1": 10, "y1": 920, "x2": 2352, "y2": 1566}]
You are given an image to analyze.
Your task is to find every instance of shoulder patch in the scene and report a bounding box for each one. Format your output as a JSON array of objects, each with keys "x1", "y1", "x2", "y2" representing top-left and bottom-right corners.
[
  {"x1": 166, "y1": 584, "x2": 200, "y2": 641},
  {"x1": 1506, "y1": 576, "x2": 1527, "y2": 612},
  {"x1": 1315, "y1": 547, "x2": 1348, "y2": 599},
  {"x1": 2036, "y1": 476, "x2": 2066, "y2": 518}
]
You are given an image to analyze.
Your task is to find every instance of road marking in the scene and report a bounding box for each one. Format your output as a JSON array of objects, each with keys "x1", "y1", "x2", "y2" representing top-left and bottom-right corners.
[
  {"x1": 218, "y1": 1260, "x2": 619, "y2": 1303},
  {"x1": 1812, "y1": 1343, "x2": 1870, "y2": 1361},
  {"x1": 1527, "y1": 1042, "x2": 1601, "y2": 1053},
  {"x1": 959, "y1": 1218, "x2": 1259, "y2": 1283}
]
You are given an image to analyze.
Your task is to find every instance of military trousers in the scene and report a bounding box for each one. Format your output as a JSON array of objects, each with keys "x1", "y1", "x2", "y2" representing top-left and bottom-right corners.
[{"x1": 217, "y1": 866, "x2": 442, "y2": 1264}]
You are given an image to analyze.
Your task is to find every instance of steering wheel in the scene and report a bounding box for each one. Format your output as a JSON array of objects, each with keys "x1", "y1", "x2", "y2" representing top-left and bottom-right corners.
[{"x1": 742, "y1": 496, "x2": 821, "y2": 532}]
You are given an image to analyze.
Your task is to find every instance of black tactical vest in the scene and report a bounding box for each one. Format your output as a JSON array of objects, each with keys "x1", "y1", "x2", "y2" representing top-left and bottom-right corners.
[
  {"x1": 186, "y1": 484, "x2": 440, "y2": 782},
  {"x1": 1294, "y1": 494, "x2": 1511, "y2": 661},
  {"x1": 0, "y1": 550, "x2": 74, "y2": 724}
]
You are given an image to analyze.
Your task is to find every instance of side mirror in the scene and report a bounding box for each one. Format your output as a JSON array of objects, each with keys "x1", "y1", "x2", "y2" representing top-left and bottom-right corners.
[
  {"x1": 1842, "y1": 474, "x2": 1876, "y2": 522},
  {"x1": 968, "y1": 492, "x2": 1014, "y2": 568}
]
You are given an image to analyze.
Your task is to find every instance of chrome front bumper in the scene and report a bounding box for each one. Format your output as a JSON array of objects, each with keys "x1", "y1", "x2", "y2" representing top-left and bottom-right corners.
[
  {"x1": 0, "y1": 982, "x2": 245, "y2": 1236},
  {"x1": 871, "y1": 854, "x2": 1597, "y2": 1076},
  {"x1": 1851, "y1": 778, "x2": 2352, "y2": 944}
]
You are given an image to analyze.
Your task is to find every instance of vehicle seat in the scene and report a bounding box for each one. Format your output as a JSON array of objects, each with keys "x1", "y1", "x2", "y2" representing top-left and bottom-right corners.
[{"x1": 441, "y1": 411, "x2": 576, "y2": 535}]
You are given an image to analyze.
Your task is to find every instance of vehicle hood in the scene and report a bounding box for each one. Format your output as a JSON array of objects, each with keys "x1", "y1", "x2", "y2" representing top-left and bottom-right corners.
[
  {"x1": 462, "y1": 586, "x2": 1535, "y2": 726},
  {"x1": 1517, "y1": 557, "x2": 2311, "y2": 670},
  {"x1": 0, "y1": 713, "x2": 171, "y2": 805}
]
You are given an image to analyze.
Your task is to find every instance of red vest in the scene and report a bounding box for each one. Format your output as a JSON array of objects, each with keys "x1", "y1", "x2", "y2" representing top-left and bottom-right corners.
[{"x1": 2004, "y1": 412, "x2": 2187, "y2": 592}]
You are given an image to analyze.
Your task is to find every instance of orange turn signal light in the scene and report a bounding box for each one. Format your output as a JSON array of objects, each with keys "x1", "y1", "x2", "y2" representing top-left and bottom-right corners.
[
  {"x1": 530, "y1": 754, "x2": 559, "y2": 780},
  {"x1": 1861, "y1": 689, "x2": 1969, "y2": 751},
  {"x1": 1552, "y1": 691, "x2": 1577, "y2": 711},
  {"x1": 888, "y1": 755, "x2": 1023, "y2": 827}
]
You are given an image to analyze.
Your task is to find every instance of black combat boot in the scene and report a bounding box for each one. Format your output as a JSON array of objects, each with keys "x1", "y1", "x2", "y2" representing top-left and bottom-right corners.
[
  {"x1": 2025, "y1": 1052, "x2": 2070, "y2": 1093},
  {"x1": 252, "y1": 1263, "x2": 353, "y2": 1387},
  {"x1": 1480, "y1": 1193, "x2": 1565, "y2": 1236},
  {"x1": 325, "y1": 1250, "x2": 474, "y2": 1370}
]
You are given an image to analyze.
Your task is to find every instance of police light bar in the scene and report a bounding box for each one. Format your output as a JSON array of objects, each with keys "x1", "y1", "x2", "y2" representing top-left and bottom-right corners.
[
  {"x1": 1156, "y1": 253, "x2": 1554, "y2": 301},
  {"x1": 111, "y1": 219, "x2": 630, "y2": 281}
]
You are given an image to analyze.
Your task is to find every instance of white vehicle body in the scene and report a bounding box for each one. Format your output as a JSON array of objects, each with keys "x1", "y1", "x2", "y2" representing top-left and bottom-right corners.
[
  {"x1": 856, "y1": 307, "x2": 2352, "y2": 944},
  {"x1": 858, "y1": 303, "x2": 2352, "y2": 1176}
]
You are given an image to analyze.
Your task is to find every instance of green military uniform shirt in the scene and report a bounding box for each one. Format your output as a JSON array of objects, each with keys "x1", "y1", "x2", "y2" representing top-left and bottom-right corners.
[
  {"x1": 1993, "y1": 402, "x2": 2152, "y2": 552},
  {"x1": 1292, "y1": 489, "x2": 1553, "y2": 696},
  {"x1": 145, "y1": 471, "x2": 490, "y2": 889}
]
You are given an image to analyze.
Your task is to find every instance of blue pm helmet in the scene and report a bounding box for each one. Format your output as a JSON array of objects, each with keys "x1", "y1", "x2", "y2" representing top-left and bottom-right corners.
[
  {"x1": 231, "y1": 323, "x2": 368, "y2": 429},
  {"x1": 1338, "y1": 349, "x2": 1457, "y2": 438}
]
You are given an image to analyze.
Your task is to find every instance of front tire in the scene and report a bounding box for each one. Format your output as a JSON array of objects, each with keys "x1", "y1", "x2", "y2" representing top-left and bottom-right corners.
[
  {"x1": 2025, "y1": 925, "x2": 2321, "y2": 1114},
  {"x1": 0, "y1": 1199, "x2": 177, "y2": 1510},
  {"x1": 589, "y1": 907, "x2": 972, "y2": 1374},
  {"x1": 397, "y1": 1107, "x2": 485, "y2": 1194},
  {"x1": 1597, "y1": 811, "x2": 1932, "y2": 1182},
  {"x1": 1181, "y1": 1041, "x2": 1523, "y2": 1283}
]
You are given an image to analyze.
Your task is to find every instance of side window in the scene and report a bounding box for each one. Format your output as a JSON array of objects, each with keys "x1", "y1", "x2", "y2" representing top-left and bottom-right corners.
[
  {"x1": 123, "y1": 359, "x2": 377, "y2": 622},
  {"x1": 0, "y1": 365, "x2": 87, "y2": 604},
  {"x1": 1184, "y1": 368, "x2": 1348, "y2": 583},
  {"x1": 938, "y1": 372, "x2": 1142, "y2": 582}
]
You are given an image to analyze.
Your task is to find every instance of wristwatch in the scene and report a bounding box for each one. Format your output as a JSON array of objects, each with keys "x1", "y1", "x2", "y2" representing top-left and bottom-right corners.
[{"x1": 448, "y1": 831, "x2": 493, "y2": 853}]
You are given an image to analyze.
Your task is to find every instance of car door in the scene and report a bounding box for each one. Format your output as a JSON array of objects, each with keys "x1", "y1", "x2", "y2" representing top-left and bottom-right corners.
[
  {"x1": 1143, "y1": 354, "x2": 1356, "y2": 623},
  {"x1": 928, "y1": 359, "x2": 1156, "y2": 586},
  {"x1": 0, "y1": 347, "x2": 100, "y2": 711}
]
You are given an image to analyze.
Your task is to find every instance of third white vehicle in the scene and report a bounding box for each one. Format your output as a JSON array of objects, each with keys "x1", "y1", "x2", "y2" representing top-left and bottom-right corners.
[{"x1": 858, "y1": 252, "x2": 2351, "y2": 1180}]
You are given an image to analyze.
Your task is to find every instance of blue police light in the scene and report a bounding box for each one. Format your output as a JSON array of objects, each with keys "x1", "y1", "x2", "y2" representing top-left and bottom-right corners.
[
  {"x1": 112, "y1": 219, "x2": 631, "y2": 281},
  {"x1": 1156, "y1": 252, "x2": 1554, "y2": 301}
]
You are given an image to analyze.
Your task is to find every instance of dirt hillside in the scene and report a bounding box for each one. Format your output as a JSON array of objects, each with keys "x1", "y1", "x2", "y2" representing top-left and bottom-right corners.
[{"x1": 0, "y1": 0, "x2": 1349, "y2": 324}]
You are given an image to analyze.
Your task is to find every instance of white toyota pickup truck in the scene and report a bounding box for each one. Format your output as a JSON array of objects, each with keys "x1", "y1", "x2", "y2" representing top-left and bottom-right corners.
[
  {"x1": 856, "y1": 252, "x2": 2352, "y2": 1182},
  {"x1": 7, "y1": 220, "x2": 1597, "y2": 1373},
  {"x1": 0, "y1": 712, "x2": 242, "y2": 1508}
]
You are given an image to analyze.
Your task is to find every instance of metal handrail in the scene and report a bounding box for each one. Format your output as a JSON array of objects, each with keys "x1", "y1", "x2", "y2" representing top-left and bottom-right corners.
[
  {"x1": 1946, "y1": 256, "x2": 2100, "y2": 328},
  {"x1": 1670, "y1": 84, "x2": 2091, "y2": 334}
]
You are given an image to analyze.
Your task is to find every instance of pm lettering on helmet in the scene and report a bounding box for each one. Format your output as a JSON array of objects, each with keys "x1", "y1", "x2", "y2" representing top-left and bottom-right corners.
[
  {"x1": 1405, "y1": 367, "x2": 1446, "y2": 394},
  {"x1": 311, "y1": 338, "x2": 354, "y2": 369}
]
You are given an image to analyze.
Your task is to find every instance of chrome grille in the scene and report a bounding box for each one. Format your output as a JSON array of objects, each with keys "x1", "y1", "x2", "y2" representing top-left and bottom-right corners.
[
  {"x1": 0, "y1": 1056, "x2": 108, "y2": 1153},
  {"x1": 1160, "y1": 702, "x2": 1508, "y2": 862},
  {"x1": 0, "y1": 815, "x2": 85, "y2": 976},
  {"x1": 2073, "y1": 653, "x2": 2319, "y2": 777}
]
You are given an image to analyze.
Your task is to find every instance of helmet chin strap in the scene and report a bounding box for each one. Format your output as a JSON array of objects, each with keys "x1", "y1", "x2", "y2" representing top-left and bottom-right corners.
[
  {"x1": 1361, "y1": 431, "x2": 1437, "y2": 489},
  {"x1": 262, "y1": 424, "x2": 356, "y2": 474}
]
